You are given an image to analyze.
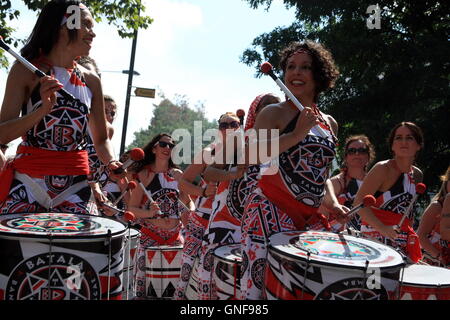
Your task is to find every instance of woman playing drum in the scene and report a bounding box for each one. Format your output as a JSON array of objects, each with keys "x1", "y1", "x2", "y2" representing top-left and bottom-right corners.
[
  {"x1": 417, "y1": 165, "x2": 450, "y2": 266},
  {"x1": 240, "y1": 41, "x2": 347, "y2": 300},
  {"x1": 128, "y1": 133, "x2": 192, "y2": 299},
  {"x1": 0, "y1": 0, "x2": 120, "y2": 214},
  {"x1": 354, "y1": 121, "x2": 424, "y2": 262},
  {"x1": 321, "y1": 135, "x2": 376, "y2": 231}
]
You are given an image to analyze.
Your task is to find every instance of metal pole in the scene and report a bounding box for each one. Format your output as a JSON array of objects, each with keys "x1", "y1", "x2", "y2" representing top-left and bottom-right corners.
[{"x1": 119, "y1": 9, "x2": 140, "y2": 156}]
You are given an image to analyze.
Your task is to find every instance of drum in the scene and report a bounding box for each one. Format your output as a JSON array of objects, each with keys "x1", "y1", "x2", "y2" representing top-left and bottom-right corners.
[
  {"x1": 0, "y1": 213, "x2": 126, "y2": 300},
  {"x1": 213, "y1": 244, "x2": 242, "y2": 300},
  {"x1": 265, "y1": 230, "x2": 404, "y2": 300},
  {"x1": 145, "y1": 244, "x2": 183, "y2": 299},
  {"x1": 122, "y1": 228, "x2": 141, "y2": 300},
  {"x1": 185, "y1": 257, "x2": 200, "y2": 300},
  {"x1": 399, "y1": 264, "x2": 450, "y2": 300}
]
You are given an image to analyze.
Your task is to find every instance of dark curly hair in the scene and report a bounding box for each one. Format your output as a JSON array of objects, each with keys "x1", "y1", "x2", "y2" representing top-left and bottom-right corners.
[
  {"x1": 137, "y1": 133, "x2": 179, "y2": 173},
  {"x1": 279, "y1": 40, "x2": 340, "y2": 102}
]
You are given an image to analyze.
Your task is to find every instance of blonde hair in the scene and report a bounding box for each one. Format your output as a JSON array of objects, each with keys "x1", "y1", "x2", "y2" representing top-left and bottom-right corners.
[{"x1": 433, "y1": 165, "x2": 450, "y2": 203}]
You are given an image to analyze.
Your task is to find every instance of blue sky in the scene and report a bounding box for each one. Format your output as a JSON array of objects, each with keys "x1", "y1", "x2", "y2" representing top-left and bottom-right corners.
[{"x1": 0, "y1": 0, "x2": 296, "y2": 156}]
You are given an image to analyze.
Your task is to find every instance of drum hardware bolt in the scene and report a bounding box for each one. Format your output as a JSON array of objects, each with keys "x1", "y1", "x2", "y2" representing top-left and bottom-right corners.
[
  {"x1": 47, "y1": 231, "x2": 53, "y2": 300},
  {"x1": 107, "y1": 229, "x2": 112, "y2": 301},
  {"x1": 301, "y1": 251, "x2": 311, "y2": 300}
]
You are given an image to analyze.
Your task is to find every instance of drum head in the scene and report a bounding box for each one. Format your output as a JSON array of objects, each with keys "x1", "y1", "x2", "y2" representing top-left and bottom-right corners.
[
  {"x1": 401, "y1": 264, "x2": 450, "y2": 287},
  {"x1": 127, "y1": 227, "x2": 141, "y2": 239},
  {"x1": 213, "y1": 244, "x2": 241, "y2": 263},
  {"x1": 269, "y1": 230, "x2": 404, "y2": 270},
  {"x1": 0, "y1": 213, "x2": 126, "y2": 240}
]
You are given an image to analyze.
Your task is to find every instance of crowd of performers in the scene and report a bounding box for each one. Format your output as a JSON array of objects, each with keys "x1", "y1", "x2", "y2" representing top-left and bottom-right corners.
[{"x1": 0, "y1": 0, "x2": 449, "y2": 301}]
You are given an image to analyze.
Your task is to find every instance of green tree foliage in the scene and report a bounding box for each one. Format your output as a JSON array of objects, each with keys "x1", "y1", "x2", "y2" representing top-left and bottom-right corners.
[
  {"x1": 0, "y1": 0, "x2": 152, "y2": 68},
  {"x1": 241, "y1": 0, "x2": 449, "y2": 194},
  {"x1": 128, "y1": 94, "x2": 218, "y2": 170}
]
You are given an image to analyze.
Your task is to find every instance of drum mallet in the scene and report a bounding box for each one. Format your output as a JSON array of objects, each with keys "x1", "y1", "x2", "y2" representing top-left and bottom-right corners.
[
  {"x1": 113, "y1": 148, "x2": 145, "y2": 174},
  {"x1": 260, "y1": 62, "x2": 329, "y2": 140},
  {"x1": 133, "y1": 175, "x2": 164, "y2": 217},
  {"x1": 236, "y1": 108, "x2": 248, "y2": 181},
  {"x1": 100, "y1": 202, "x2": 136, "y2": 222},
  {"x1": 395, "y1": 183, "x2": 426, "y2": 232},
  {"x1": 0, "y1": 36, "x2": 75, "y2": 101},
  {"x1": 112, "y1": 181, "x2": 137, "y2": 206},
  {"x1": 345, "y1": 195, "x2": 377, "y2": 219}
]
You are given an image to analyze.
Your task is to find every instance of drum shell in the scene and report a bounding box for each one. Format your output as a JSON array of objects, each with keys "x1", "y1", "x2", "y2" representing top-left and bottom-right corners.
[
  {"x1": 185, "y1": 257, "x2": 200, "y2": 300},
  {"x1": 0, "y1": 235, "x2": 124, "y2": 300},
  {"x1": 213, "y1": 244, "x2": 242, "y2": 300},
  {"x1": 122, "y1": 228, "x2": 140, "y2": 299},
  {"x1": 145, "y1": 245, "x2": 183, "y2": 299},
  {"x1": 265, "y1": 231, "x2": 404, "y2": 300},
  {"x1": 399, "y1": 265, "x2": 450, "y2": 300}
]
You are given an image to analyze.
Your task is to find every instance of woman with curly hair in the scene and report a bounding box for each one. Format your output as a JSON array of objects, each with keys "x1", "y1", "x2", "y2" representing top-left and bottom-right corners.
[
  {"x1": 417, "y1": 165, "x2": 450, "y2": 266},
  {"x1": 240, "y1": 40, "x2": 347, "y2": 299},
  {"x1": 322, "y1": 135, "x2": 376, "y2": 231}
]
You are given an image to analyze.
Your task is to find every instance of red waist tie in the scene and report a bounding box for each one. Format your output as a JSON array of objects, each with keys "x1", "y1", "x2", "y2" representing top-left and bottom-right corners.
[
  {"x1": 139, "y1": 226, "x2": 181, "y2": 246},
  {"x1": 261, "y1": 185, "x2": 330, "y2": 231},
  {"x1": 0, "y1": 145, "x2": 89, "y2": 202},
  {"x1": 363, "y1": 207, "x2": 422, "y2": 263}
]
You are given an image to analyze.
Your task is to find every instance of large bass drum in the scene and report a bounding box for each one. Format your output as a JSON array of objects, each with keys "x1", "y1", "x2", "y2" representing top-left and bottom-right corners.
[
  {"x1": 0, "y1": 213, "x2": 126, "y2": 300},
  {"x1": 265, "y1": 230, "x2": 404, "y2": 300}
]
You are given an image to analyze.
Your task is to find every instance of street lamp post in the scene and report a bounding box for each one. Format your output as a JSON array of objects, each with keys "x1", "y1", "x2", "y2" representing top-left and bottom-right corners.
[{"x1": 120, "y1": 10, "x2": 140, "y2": 156}]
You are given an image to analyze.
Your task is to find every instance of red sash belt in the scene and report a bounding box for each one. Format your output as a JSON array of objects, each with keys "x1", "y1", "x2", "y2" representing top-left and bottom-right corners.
[
  {"x1": 363, "y1": 207, "x2": 422, "y2": 263},
  {"x1": 0, "y1": 145, "x2": 89, "y2": 202},
  {"x1": 139, "y1": 226, "x2": 181, "y2": 246},
  {"x1": 263, "y1": 188, "x2": 329, "y2": 231}
]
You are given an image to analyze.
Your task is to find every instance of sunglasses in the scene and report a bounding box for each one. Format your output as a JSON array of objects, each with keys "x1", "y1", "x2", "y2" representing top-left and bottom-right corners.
[
  {"x1": 346, "y1": 147, "x2": 369, "y2": 155},
  {"x1": 156, "y1": 141, "x2": 175, "y2": 149},
  {"x1": 219, "y1": 121, "x2": 240, "y2": 130}
]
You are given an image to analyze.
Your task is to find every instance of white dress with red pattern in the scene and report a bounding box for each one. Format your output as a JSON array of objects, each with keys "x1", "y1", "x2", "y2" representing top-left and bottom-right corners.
[{"x1": 0, "y1": 65, "x2": 93, "y2": 215}]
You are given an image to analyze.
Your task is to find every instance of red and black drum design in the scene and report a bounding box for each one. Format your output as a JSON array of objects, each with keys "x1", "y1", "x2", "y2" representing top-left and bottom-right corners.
[
  {"x1": 399, "y1": 264, "x2": 450, "y2": 300},
  {"x1": 265, "y1": 230, "x2": 404, "y2": 300},
  {"x1": 145, "y1": 244, "x2": 183, "y2": 299},
  {"x1": 213, "y1": 244, "x2": 242, "y2": 300},
  {"x1": 185, "y1": 257, "x2": 200, "y2": 300},
  {"x1": 0, "y1": 213, "x2": 126, "y2": 300},
  {"x1": 122, "y1": 228, "x2": 140, "y2": 300}
]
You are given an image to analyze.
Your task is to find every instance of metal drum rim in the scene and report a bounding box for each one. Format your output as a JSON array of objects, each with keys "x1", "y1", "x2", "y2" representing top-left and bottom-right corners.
[
  {"x1": 0, "y1": 212, "x2": 127, "y2": 240},
  {"x1": 212, "y1": 243, "x2": 242, "y2": 264},
  {"x1": 268, "y1": 230, "x2": 405, "y2": 271}
]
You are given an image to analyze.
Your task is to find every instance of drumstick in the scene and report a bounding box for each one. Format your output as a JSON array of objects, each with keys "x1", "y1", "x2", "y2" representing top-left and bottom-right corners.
[
  {"x1": 0, "y1": 36, "x2": 75, "y2": 101},
  {"x1": 395, "y1": 183, "x2": 426, "y2": 231},
  {"x1": 112, "y1": 181, "x2": 137, "y2": 206},
  {"x1": 133, "y1": 175, "x2": 164, "y2": 217},
  {"x1": 260, "y1": 62, "x2": 329, "y2": 139},
  {"x1": 113, "y1": 148, "x2": 145, "y2": 174},
  {"x1": 100, "y1": 202, "x2": 136, "y2": 222},
  {"x1": 236, "y1": 109, "x2": 248, "y2": 181},
  {"x1": 346, "y1": 195, "x2": 377, "y2": 219}
]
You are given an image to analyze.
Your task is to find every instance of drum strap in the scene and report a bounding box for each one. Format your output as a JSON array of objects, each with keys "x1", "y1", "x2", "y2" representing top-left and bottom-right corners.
[
  {"x1": 139, "y1": 226, "x2": 181, "y2": 245},
  {"x1": 15, "y1": 172, "x2": 88, "y2": 209}
]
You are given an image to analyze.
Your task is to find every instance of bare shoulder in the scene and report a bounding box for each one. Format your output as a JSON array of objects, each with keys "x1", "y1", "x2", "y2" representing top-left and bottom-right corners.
[
  {"x1": 413, "y1": 166, "x2": 423, "y2": 183},
  {"x1": 254, "y1": 102, "x2": 286, "y2": 130},
  {"x1": 171, "y1": 168, "x2": 184, "y2": 180},
  {"x1": 322, "y1": 113, "x2": 338, "y2": 136},
  {"x1": 8, "y1": 61, "x2": 36, "y2": 87},
  {"x1": 78, "y1": 64, "x2": 101, "y2": 91},
  {"x1": 367, "y1": 160, "x2": 390, "y2": 176}
]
